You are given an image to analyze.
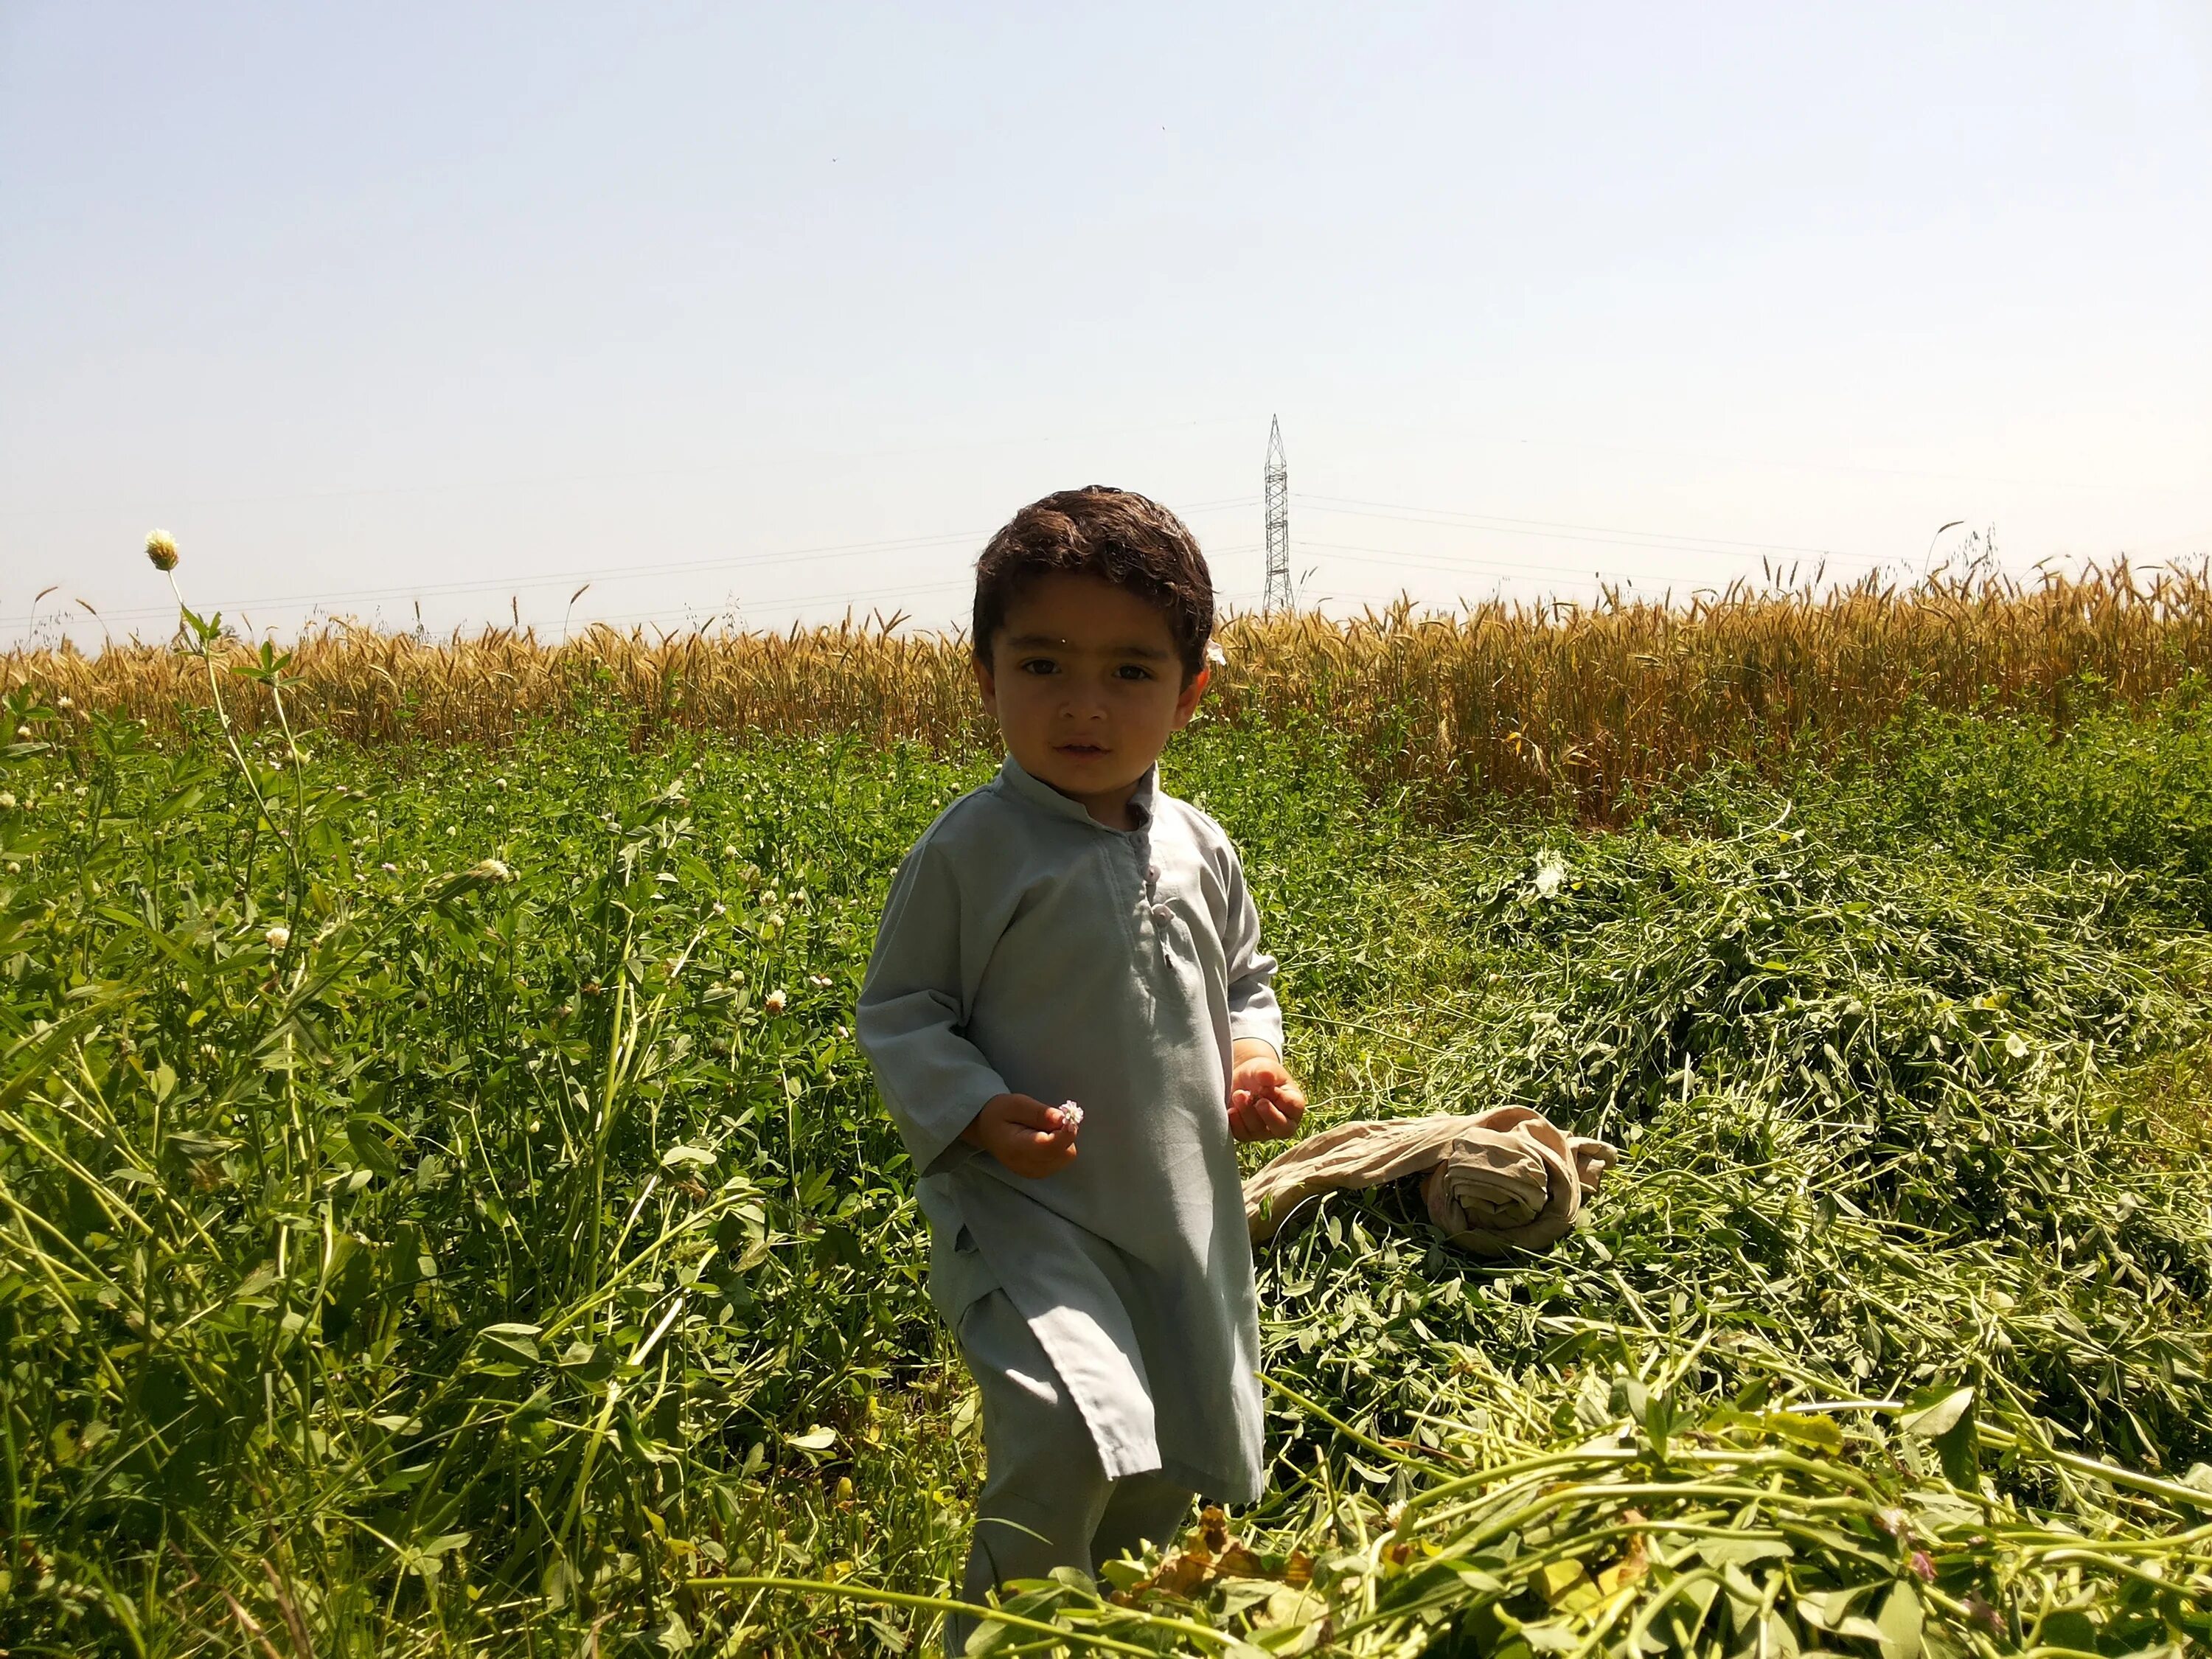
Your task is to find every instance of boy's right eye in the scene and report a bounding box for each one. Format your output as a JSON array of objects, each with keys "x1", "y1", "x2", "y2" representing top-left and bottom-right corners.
[{"x1": 1018, "y1": 658, "x2": 1058, "y2": 675}]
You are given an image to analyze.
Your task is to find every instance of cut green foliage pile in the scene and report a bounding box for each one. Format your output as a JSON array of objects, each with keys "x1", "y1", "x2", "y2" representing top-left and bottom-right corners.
[
  {"x1": 1254, "y1": 815, "x2": 2212, "y2": 1478},
  {"x1": 799, "y1": 1372, "x2": 2212, "y2": 1656},
  {"x1": 3, "y1": 668, "x2": 2211, "y2": 1655}
]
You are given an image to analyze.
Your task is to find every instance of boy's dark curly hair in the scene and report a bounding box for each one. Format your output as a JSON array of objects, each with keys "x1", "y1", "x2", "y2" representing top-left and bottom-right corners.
[{"x1": 972, "y1": 487, "x2": 1215, "y2": 683}]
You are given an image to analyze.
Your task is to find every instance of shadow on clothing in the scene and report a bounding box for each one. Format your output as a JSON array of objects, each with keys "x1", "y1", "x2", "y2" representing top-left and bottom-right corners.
[{"x1": 942, "y1": 1290, "x2": 1193, "y2": 1656}]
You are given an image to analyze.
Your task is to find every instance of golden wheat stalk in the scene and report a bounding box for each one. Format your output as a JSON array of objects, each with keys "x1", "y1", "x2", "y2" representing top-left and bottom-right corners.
[{"x1": 8, "y1": 560, "x2": 2208, "y2": 821}]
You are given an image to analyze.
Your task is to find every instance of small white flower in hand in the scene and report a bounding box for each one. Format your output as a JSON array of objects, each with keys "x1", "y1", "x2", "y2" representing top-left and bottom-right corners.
[{"x1": 1057, "y1": 1100, "x2": 1084, "y2": 1130}]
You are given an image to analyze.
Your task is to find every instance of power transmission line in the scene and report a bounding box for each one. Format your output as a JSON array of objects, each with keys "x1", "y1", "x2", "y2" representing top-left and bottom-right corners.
[
  {"x1": 1, "y1": 528, "x2": 990, "y2": 633},
  {"x1": 2, "y1": 496, "x2": 1262, "y2": 636},
  {"x1": 1295, "y1": 494, "x2": 1862, "y2": 563},
  {"x1": 1301, "y1": 540, "x2": 1705, "y2": 590},
  {"x1": 571, "y1": 577, "x2": 977, "y2": 632}
]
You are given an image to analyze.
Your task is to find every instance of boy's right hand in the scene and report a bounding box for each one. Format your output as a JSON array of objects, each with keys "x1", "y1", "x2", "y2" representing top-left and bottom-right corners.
[{"x1": 961, "y1": 1093, "x2": 1079, "y2": 1178}]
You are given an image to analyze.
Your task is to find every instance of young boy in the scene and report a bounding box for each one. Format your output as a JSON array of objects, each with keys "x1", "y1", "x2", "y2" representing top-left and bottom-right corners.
[{"x1": 855, "y1": 487, "x2": 1307, "y2": 1650}]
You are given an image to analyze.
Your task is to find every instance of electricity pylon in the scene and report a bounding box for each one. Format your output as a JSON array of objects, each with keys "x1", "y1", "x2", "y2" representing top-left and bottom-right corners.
[{"x1": 1262, "y1": 416, "x2": 1292, "y2": 613}]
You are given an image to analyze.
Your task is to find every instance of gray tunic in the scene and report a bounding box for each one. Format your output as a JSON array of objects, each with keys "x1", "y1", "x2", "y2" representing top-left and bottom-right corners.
[{"x1": 855, "y1": 752, "x2": 1284, "y2": 1501}]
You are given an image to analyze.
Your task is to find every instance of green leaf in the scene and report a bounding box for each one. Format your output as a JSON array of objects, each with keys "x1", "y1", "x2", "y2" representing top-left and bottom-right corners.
[
  {"x1": 1753, "y1": 1410, "x2": 1843, "y2": 1455},
  {"x1": 1876, "y1": 1582, "x2": 1925, "y2": 1659},
  {"x1": 1899, "y1": 1385, "x2": 1978, "y2": 1486},
  {"x1": 1696, "y1": 1537, "x2": 1792, "y2": 1569},
  {"x1": 1756, "y1": 1611, "x2": 1800, "y2": 1659},
  {"x1": 556, "y1": 1340, "x2": 615, "y2": 1382},
  {"x1": 476, "y1": 1321, "x2": 541, "y2": 1363},
  {"x1": 1096, "y1": 1559, "x2": 1146, "y2": 1593},
  {"x1": 1798, "y1": 1583, "x2": 1878, "y2": 1630},
  {"x1": 1610, "y1": 1374, "x2": 1649, "y2": 1425},
  {"x1": 785, "y1": 1425, "x2": 837, "y2": 1452},
  {"x1": 1897, "y1": 1385, "x2": 1974, "y2": 1440},
  {"x1": 346, "y1": 1116, "x2": 400, "y2": 1180}
]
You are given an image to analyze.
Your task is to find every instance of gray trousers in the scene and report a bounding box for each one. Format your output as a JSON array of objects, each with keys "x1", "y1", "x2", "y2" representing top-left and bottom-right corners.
[{"x1": 944, "y1": 1290, "x2": 1193, "y2": 1657}]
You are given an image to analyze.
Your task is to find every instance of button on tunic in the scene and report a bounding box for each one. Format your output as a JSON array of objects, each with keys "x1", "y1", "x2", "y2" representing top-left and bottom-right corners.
[{"x1": 856, "y1": 753, "x2": 1284, "y2": 1501}]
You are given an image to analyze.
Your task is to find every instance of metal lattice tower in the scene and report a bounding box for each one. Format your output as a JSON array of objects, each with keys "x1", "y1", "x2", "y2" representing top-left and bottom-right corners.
[{"x1": 1262, "y1": 416, "x2": 1292, "y2": 613}]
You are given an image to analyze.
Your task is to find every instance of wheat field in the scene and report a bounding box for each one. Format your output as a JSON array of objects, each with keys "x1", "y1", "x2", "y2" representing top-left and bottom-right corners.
[{"x1": 8, "y1": 559, "x2": 2210, "y2": 818}]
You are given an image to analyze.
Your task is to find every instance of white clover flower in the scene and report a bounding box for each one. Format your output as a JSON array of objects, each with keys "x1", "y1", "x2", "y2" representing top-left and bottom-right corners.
[
  {"x1": 764, "y1": 988, "x2": 787, "y2": 1014},
  {"x1": 1206, "y1": 639, "x2": 1228, "y2": 667},
  {"x1": 380, "y1": 862, "x2": 398, "y2": 873},
  {"x1": 265, "y1": 925, "x2": 291, "y2": 950},
  {"x1": 0, "y1": 793, "x2": 14, "y2": 810},
  {"x1": 469, "y1": 858, "x2": 513, "y2": 883},
  {"x1": 13, "y1": 726, "x2": 29, "y2": 741},
  {"x1": 712, "y1": 901, "x2": 727, "y2": 917},
  {"x1": 145, "y1": 530, "x2": 179, "y2": 571},
  {"x1": 1057, "y1": 1100, "x2": 1085, "y2": 1129},
  {"x1": 55, "y1": 696, "x2": 72, "y2": 710}
]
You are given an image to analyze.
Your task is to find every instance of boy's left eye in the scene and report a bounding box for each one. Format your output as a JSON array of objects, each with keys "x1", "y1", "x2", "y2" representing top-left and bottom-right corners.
[{"x1": 1115, "y1": 665, "x2": 1153, "y2": 681}]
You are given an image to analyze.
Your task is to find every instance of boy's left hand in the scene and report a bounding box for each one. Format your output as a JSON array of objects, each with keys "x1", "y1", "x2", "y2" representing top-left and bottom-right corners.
[{"x1": 1229, "y1": 1040, "x2": 1307, "y2": 1142}]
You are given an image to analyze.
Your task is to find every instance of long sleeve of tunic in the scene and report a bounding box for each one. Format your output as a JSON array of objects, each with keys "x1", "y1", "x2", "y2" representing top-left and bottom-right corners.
[{"x1": 855, "y1": 754, "x2": 1282, "y2": 1501}]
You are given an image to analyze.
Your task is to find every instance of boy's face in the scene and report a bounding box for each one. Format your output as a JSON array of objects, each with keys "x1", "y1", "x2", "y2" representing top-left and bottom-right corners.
[{"x1": 974, "y1": 572, "x2": 1208, "y2": 823}]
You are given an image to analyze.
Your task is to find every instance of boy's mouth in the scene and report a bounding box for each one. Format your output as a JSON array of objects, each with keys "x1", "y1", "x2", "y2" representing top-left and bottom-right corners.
[{"x1": 1054, "y1": 742, "x2": 1110, "y2": 759}]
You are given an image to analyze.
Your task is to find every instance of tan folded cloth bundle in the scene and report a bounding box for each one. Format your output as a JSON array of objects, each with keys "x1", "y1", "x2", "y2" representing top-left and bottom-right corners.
[{"x1": 1244, "y1": 1106, "x2": 1619, "y2": 1257}]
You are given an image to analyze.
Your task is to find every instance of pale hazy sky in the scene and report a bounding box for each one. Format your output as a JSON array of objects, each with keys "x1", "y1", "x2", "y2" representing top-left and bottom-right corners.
[{"x1": 4, "y1": 2, "x2": 2208, "y2": 647}]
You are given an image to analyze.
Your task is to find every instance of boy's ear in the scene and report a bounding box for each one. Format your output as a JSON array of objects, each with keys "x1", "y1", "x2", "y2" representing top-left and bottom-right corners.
[
  {"x1": 1172, "y1": 664, "x2": 1210, "y2": 728},
  {"x1": 971, "y1": 653, "x2": 998, "y2": 717}
]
